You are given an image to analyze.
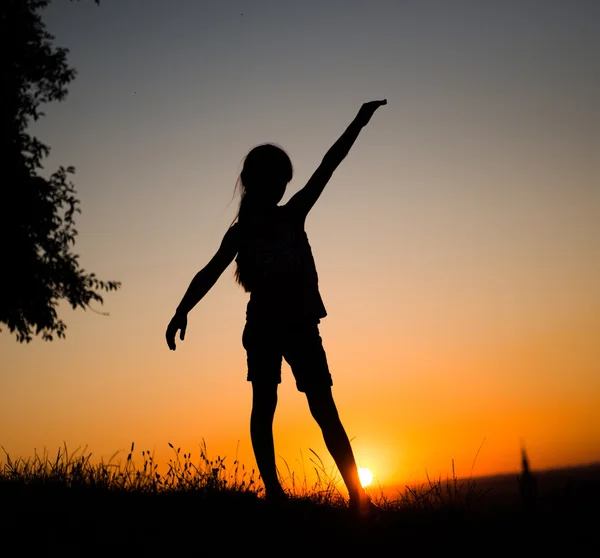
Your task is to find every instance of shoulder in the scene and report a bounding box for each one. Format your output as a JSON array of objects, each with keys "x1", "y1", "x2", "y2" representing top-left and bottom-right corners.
[
  {"x1": 280, "y1": 201, "x2": 305, "y2": 228},
  {"x1": 222, "y1": 223, "x2": 241, "y2": 251}
]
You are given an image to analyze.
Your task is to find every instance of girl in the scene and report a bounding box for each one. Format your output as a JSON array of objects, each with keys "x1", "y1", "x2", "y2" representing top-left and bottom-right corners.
[{"x1": 166, "y1": 99, "x2": 387, "y2": 514}]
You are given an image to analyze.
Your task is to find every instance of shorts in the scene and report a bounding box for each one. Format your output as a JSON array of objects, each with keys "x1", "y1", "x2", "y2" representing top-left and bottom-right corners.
[{"x1": 242, "y1": 320, "x2": 333, "y2": 392}]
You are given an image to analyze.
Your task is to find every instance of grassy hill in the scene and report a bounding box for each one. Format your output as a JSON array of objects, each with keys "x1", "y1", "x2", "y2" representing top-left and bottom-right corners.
[{"x1": 1, "y1": 444, "x2": 598, "y2": 554}]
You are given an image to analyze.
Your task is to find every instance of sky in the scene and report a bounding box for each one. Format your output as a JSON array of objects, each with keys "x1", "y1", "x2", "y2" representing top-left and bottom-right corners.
[{"x1": 2, "y1": 0, "x2": 599, "y2": 491}]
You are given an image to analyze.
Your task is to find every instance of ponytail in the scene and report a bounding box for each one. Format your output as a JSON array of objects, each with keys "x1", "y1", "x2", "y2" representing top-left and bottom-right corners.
[{"x1": 231, "y1": 143, "x2": 293, "y2": 290}]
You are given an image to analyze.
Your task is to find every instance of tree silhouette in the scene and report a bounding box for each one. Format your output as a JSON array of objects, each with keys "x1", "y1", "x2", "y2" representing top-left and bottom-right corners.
[{"x1": 1, "y1": 0, "x2": 119, "y2": 343}]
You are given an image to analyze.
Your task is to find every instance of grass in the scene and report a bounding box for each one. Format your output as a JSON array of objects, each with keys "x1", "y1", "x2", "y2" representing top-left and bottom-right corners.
[
  {"x1": 0, "y1": 441, "x2": 480, "y2": 508},
  {"x1": 1, "y1": 442, "x2": 597, "y2": 554}
]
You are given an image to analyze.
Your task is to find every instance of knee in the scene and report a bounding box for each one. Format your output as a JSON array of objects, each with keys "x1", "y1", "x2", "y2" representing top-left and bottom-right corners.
[
  {"x1": 252, "y1": 386, "x2": 278, "y2": 418},
  {"x1": 306, "y1": 388, "x2": 340, "y2": 425},
  {"x1": 253, "y1": 402, "x2": 277, "y2": 420},
  {"x1": 309, "y1": 402, "x2": 340, "y2": 429}
]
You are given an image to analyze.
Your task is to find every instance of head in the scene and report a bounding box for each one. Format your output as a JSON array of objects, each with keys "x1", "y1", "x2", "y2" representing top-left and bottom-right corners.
[
  {"x1": 233, "y1": 144, "x2": 293, "y2": 289},
  {"x1": 235, "y1": 144, "x2": 293, "y2": 220}
]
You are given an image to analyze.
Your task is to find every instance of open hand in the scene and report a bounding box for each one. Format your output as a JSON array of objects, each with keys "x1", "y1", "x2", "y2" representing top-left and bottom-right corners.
[
  {"x1": 356, "y1": 99, "x2": 387, "y2": 127},
  {"x1": 166, "y1": 312, "x2": 187, "y2": 350}
]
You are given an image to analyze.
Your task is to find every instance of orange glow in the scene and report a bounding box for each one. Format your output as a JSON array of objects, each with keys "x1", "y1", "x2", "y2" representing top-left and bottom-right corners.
[
  {"x1": 358, "y1": 468, "x2": 373, "y2": 488},
  {"x1": 2, "y1": 0, "x2": 599, "y2": 496}
]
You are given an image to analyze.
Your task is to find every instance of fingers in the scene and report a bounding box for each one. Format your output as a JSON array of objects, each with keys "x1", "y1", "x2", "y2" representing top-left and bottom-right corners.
[
  {"x1": 166, "y1": 333, "x2": 176, "y2": 351},
  {"x1": 370, "y1": 99, "x2": 387, "y2": 109},
  {"x1": 357, "y1": 99, "x2": 387, "y2": 126},
  {"x1": 360, "y1": 100, "x2": 387, "y2": 119},
  {"x1": 166, "y1": 313, "x2": 187, "y2": 350},
  {"x1": 166, "y1": 321, "x2": 178, "y2": 350},
  {"x1": 166, "y1": 326, "x2": 176, "y2": 350}
]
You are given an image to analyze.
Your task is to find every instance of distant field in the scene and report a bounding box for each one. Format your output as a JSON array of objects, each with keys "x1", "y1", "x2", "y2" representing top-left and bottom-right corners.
[{"x1": 379, "y1": 462, "x2": 600, "y2": 504}]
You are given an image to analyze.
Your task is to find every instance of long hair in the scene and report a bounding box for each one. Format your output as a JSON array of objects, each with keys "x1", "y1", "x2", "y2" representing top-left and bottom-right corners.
[{"x1": 233, "y1": 143, "x2": 293, "y2": 289}]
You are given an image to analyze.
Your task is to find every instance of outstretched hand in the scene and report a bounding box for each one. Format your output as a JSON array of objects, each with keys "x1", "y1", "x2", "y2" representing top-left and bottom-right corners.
[
  {"x1": 356, "y1": 99, "x2": 387, "y2": 127},
  {"x1": 166, "y1": 312, "x2": 187, "y2": 350}
]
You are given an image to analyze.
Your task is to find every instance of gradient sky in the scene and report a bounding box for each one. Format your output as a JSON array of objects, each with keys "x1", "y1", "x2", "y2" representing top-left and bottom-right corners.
[{"x1": 2, "y1": 0, "x2": 599, "y2": 489}]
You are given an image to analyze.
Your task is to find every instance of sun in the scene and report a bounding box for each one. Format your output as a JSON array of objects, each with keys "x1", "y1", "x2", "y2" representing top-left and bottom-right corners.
[{"x1": 358, "y1": 467, "x2": 373, "y2": 488}]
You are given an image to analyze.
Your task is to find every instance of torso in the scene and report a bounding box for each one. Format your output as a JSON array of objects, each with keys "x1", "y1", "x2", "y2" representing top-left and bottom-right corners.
[{"x1": 235, "y1": 205, "x2": 327, "y2": 324}]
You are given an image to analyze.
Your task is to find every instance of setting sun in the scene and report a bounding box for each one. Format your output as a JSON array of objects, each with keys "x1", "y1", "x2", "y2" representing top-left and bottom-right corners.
[
  {"x1": 2, "y1": 0, "x2": 600, "y2": 532},
  {"x1": 358, "y1": 468, "x2": 373, "y2": 488}
]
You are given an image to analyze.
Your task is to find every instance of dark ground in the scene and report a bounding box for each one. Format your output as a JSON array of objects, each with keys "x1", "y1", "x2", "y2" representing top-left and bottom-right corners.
[{"x1": 1, "y1": 464, "x2": 599, "y2": 555}]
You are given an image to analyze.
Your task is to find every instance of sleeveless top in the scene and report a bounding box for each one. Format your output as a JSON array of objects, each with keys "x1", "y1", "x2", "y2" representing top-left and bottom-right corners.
[{"x1": 234, "y1": 204, "x2": 327, "y2": 324}]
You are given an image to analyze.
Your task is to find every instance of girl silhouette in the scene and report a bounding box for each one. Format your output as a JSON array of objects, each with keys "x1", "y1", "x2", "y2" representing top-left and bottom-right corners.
[{"x1": 166, "y1": 100, "x2": 387, "y2": 514}]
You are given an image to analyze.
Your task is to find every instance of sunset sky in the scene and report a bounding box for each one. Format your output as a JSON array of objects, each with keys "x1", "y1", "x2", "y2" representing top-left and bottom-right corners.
[{"x1": 2, "y1": 0, "x2": 599, "y2": 491}]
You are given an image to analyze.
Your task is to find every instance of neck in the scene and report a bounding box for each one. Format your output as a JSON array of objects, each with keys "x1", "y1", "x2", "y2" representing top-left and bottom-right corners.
[{"x1": 239, "y1": 195, "x2": 278, "y2": 222}]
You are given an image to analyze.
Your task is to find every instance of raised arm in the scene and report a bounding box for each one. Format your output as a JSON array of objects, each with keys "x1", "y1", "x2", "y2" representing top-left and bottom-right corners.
[
  {"x1": 287, "y1": 99, "x2": 387, "y2": 217},
  {"x1": 166, "y1": 225, "x2": 239, "y2": 350}
]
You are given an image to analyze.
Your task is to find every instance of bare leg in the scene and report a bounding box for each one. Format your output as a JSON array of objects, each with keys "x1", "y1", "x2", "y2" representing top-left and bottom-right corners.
[
  {"x1": 305, "y1": 386, "x2": 367, "y2": 503},
  {"x1": 250, "y1": 382, "x2": 286, "y2": 499}
]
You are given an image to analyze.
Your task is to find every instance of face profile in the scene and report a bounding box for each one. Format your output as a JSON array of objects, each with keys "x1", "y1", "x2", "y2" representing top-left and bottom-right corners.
[{"x1": 238, "y1": 144, "x2": 293, "y2": 206}]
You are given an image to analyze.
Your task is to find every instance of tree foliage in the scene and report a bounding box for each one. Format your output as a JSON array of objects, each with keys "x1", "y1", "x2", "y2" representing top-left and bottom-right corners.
[{"x1": 1, "y1": 0, "x2": 119, "y2": 343}]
